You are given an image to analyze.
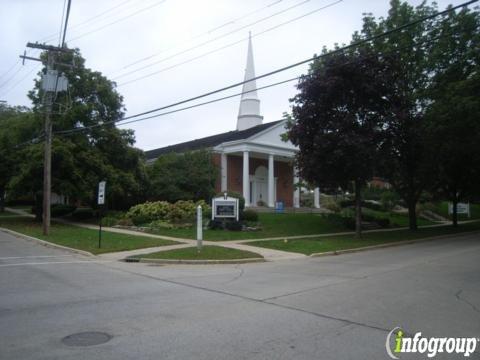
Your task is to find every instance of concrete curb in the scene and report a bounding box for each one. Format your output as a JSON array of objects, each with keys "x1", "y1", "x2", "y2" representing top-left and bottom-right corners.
[
  {"x1": 0, "y1": 227, "x2": 95, "y2": 258},
  {"x1": 310, "y1": 230, "x2": 480, "y2": 258},
  {"x1": 126, "y1": 257, "x2": 265, "y2": 265}
]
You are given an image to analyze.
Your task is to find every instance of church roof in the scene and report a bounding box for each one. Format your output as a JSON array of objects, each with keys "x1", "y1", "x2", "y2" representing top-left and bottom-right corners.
[{"x1": 144, "y1": 120, "x2": 283, "y2": 161}]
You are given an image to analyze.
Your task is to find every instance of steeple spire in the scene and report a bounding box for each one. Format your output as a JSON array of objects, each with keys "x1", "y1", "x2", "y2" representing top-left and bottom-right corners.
[{"x1": 237, "y1": 32, "x2": 263, "y2": 131}]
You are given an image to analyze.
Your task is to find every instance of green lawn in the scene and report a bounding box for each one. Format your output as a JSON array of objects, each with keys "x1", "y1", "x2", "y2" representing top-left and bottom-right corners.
[
  {"x1": 248, "y1": 221, "x2": 480, "y2": 255},
  {"x1": 145, "y1": 213, "x2": 348, "y2": 241},
  {"x1": 132, "y1": 245, "x2": 262, "y2": 260},
  {"x1": 0, "y1": 216, "x2": 178, "y2": 255},
  {"x1": 0, "y1": 210, "x2": 22, "y2": 217},
  {"x1": 145, "y1": 211, "x2": 434, "y2": 241},
  {"x1": 362, "y1": 208, "x2": 433, "y2": 227},
  {"x1": 433, "y1": 202, "x2": 480, "y2": 220}
]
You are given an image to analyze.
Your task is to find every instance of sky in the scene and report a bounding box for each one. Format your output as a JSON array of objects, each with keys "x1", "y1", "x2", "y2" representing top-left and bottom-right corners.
[{"x1": 0, "y1": 0, "x2": 458, "y2": 151}]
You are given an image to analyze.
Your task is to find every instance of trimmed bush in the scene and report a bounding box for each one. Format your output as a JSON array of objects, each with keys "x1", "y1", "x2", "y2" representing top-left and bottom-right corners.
[
  {"x1": 126, "y1": 201, "x2": 172, "y2": 225},
  {"x1": 225, "y1": 220, "x2": 243, "y2": 231},
  {"x1": 208, "y1": 219, "x2": 224, "y2": 230},
  {"x1": 126, "y1": 200, "x2": 212, "y2": 226},
  {"x1": 241, "y1": 209, "x2": 258, "y2": 222}
]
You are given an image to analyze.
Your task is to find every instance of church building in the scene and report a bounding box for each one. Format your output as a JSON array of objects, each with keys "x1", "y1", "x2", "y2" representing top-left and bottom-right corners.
[{"x1": 145, "y1": 35, "x2": 321, "y2": 209}]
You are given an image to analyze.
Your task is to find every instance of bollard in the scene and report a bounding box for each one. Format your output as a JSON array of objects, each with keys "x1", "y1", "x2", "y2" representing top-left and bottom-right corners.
[{"x1": 197, "y1": 205, "x2": 203, "y2": 252}]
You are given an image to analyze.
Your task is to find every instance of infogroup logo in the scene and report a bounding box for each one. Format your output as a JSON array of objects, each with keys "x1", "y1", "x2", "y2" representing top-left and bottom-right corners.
[{"x1": 385, "y1": 327, "x2": 479, "y2": 359}]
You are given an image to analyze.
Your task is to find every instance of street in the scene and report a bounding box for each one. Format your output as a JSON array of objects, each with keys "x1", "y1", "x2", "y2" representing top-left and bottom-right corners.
[{"x1": 0, "y1": 230, "x2": 479, "y2": 359}]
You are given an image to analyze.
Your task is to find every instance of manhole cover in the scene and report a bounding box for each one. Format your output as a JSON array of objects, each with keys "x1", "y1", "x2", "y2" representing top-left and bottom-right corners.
[{"x1": 62, "y1": 332, "x2": 112, "y2": 347}]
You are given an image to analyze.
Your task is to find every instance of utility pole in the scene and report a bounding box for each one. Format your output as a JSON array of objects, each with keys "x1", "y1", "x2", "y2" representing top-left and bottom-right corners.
[{"x1": 20, "y1": 43, "x2": 71, "y2": 235}]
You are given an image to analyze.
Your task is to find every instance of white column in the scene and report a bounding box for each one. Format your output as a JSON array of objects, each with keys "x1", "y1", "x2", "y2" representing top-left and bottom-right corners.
[
  {"x1": 314, "y1": 187, "x2": 320, "y2": 209},
  {"x1": 268, "y1": 154, "x2": 275, "y2": 208},
  {"x1": 293, "y1": 167, "x2": 300, "y2": 208},
  {"x1": 243, "y1": 151, "x2": 250, "y2": 207},
  {"x1": 221, "y1": 153, "x2": 227, "y2": 192}
]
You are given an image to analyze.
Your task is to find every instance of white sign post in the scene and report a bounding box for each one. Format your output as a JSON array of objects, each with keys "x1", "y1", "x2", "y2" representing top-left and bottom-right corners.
[
  {"x1": 97, "y1": 181, "x2": 106, "y2": 205},
  {"x1": 197, "y1": 205, "x2": 203, "y2": 252},
  {"x1": 97, "y1": 181, "x2": 106, "y2": 248},
  {"x1": 212, "y1": 193, "x2": 239, "y2": 221}
]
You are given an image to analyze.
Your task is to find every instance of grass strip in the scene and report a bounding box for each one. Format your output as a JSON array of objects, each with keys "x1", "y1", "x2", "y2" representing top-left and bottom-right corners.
[
  {"x1": 248, "y1": 221, "x2": 480, "y2": 255},
  {"x1": 133, "y1": 245, "x2": 262, "y2": 260},
  {"x1": 0, "y1": 216, "x2": 178, "y2": 255}
]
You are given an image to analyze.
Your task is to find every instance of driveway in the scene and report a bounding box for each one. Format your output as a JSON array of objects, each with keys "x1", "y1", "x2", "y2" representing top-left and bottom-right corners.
[{"x1": 0, "y1": 229, "x2": 479, "y2": 359}]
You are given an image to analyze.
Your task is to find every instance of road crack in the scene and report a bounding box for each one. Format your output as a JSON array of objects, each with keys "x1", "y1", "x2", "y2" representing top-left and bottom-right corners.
[{"x1": 455, "y1": 290, "x2": 480, "y2": 315}]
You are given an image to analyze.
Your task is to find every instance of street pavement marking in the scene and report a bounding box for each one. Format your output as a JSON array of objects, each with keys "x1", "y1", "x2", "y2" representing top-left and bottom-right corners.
[
  {"x1": 0, "y1": 255, "x2": 75, "y2": 260},
  {"x1": 0, "y1": 260, "x2": 112, "y2": 267}
]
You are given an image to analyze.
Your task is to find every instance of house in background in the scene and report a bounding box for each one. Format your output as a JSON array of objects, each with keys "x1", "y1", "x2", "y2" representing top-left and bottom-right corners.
[{"x1": 145, "y1": 34, "x2": 321, "y2": 209}]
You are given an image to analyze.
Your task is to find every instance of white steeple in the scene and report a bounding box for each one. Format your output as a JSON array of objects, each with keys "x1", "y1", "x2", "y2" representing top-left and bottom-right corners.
[{"x1": 237, "y1": 32, "x2": 263, "y2": 131}]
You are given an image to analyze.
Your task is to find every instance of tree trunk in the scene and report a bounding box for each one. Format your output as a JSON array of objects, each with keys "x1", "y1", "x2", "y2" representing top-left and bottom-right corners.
[
  {"x1": 452, "y1": 197, "x2": 458, "y2": 228},
  {"x1": 354, "y1": 180, "x2": 362, "y2": 239},
  {"x1": 407, "y1": 200, "x2": 417, "y2": 231},
  {"x1": 0, "y1": 186, "x2": 5, "y2": 213}
]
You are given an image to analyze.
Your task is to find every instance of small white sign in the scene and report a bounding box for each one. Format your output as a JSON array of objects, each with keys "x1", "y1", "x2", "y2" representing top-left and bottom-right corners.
[
  {"x1": 212, "y1": 195, "x2": 239, "y2": 221},
  {"x1": 448, "y1": 202, "x2": 470, "y2": 217},
  {"x1": 97, "y1": 181, "x2": 106, "y2": 205}
]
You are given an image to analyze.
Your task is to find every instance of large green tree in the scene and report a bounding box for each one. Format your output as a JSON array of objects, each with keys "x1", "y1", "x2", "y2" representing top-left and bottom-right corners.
[
  {"x1": 0, "y1": 104, "x2": 36, "y2": 212},
  {"x1": 11, "y1": 49, "x2": 147, "y2": 210},
  {"x1": 148, "y1": 150, "x2": 217, "y2": 203},
  {"x1": 425, "y1": 6, "x2": 480, "y2": 227},
  {"x1": 287, "y1": 49, "x2": 392, "y2": 237},
  {"x1": 353, "y1": 0, "x2": 479, "y2": 230}
]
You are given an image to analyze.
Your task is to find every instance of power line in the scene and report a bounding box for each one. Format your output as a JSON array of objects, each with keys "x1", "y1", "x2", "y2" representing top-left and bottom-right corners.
[
  {"x1": 58, "y1": 0, "x2": 68, "y2": 46},
  {"x1": 116, "y1": 0, "x2": 343, "y2": 87},
  {"x1": 0, "y1": 63, "x2": 41, "y2": 98},
  {"x1": 55, "y1": 1, "x2": 478, "y2": 136},
  {"x1": 37, "y1": 0, "x2": 139, "y2": 43},
  {"x1": 57, "y1": 76, "x2": 300, "y2": 135},
  {"x1": 114, "y1": 0, "x2": 311, "y2": 79},
  {"x1": 67, "y1": 0, "x2": 167, "y2": 43},
  {"x1": 0, "y1": 60, "x2": 22, "y2": 84},
  {"x1": 114, "y1": 0, "x2": 293, "y2": 73},
  {"x1": 113, "y1": 0, "x2": 320, "y2": 81},
  {"x1": 12, "y1": 0, "x2": 476, "y2": 146}
]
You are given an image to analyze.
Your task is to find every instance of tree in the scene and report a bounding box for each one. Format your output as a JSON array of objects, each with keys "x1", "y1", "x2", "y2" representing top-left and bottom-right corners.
[
  {"x1": 425, "y1": 6, "x2": 480, "y2": 227},
  {"x1": 11, "y1": 49, "x2": 147, "y2": 211},
  {"x1": 354, "y1": 0, "x2": 452, "y2": 230},
  {"x1": 287, "y1": 49, "x2": 391, "y2": 238},
  {"x1": 0, "y1": 104, "x2": 35, "y2": 212},
  {"x1": 148, "y1": 150, "x2": 218, "y2": 203}
]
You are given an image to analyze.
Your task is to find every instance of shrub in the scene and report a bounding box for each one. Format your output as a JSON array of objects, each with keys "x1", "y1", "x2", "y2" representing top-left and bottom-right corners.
[
  {"x1": 322, "y1": 198, "x2": 341, "y2": 213},
  {"x1": 117, "y1": 218, "x2": 134, "y2": 227},
  {"x1": 101, "y1": 216, "x2": 119, "y2": 227},
  {"x1": 241, "y1": 209, "x2": 258, "y2": 222},
  {"x1": 150, "y1": 220, "x2": 176, "y2": 230},
  {"x1": 208, "y1": 219, "x2": 224, "y2": 230},
  {"x1": 126, "y1": 201, "x2": 172, "y2": 224},
  {"x1": 225, "y1": 220, "x2": 243, "y2": 231},
  {"x1": 50, "y1": 204, "x2": 76, "y2": 217}
]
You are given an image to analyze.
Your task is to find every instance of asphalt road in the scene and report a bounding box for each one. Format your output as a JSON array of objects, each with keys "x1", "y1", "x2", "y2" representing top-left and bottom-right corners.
[{"x1": 0, "y1": 229, "x2": 479, "y2": 360}]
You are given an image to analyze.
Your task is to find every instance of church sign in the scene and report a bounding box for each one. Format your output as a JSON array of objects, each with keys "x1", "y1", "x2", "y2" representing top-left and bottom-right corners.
[{"x1": 212, "y1": 194, "x2": 239, "y2": 221}]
